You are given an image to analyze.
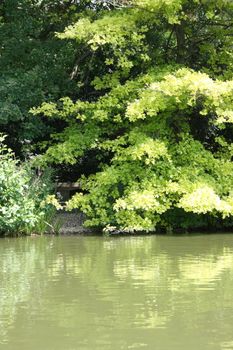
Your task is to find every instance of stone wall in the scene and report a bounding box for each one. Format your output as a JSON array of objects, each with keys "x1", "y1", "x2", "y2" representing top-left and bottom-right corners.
[{"x1": 53, "y1": 210, "x2": 94, "y2": 234}]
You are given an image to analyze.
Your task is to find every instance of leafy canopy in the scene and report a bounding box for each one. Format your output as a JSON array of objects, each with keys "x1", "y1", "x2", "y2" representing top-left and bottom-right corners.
[{"x1": 33, "y1": 0, "x2": 233, "y2": 232}]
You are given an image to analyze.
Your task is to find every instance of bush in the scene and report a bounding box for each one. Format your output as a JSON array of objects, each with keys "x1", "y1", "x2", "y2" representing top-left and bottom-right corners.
[{"x1": 0, "y1": 135, "x2": 56, "y2": 236}]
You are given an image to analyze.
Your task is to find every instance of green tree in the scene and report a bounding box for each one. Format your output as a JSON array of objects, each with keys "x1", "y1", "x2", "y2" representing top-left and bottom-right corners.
[
  {"x1": 33, "y1": 0, "x2": 233, "y2": 232},
  {"x1": 0, "y1": 0, "x2": 83, "y2": 155}
]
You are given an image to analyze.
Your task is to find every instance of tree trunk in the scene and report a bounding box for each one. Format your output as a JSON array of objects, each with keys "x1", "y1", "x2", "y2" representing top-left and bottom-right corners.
[{"x1": 175, "y1": 22, "x2": 186, "y2": 64}]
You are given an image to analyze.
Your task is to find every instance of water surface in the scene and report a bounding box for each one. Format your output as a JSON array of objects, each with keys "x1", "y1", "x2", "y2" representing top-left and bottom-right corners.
[{"x1": 1, "y1": 234, "x2": 233, "y2": 349}]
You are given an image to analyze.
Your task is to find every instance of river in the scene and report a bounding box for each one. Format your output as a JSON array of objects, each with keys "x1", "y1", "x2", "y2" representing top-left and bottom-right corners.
[{"x1": 1, "y1": 234, "x2": 233, "y2": 349}]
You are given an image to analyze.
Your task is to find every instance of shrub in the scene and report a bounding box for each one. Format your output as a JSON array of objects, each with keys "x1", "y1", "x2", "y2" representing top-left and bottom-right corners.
[{"x1": 0, "y1": 135, "x2": 56, "y2": 236}]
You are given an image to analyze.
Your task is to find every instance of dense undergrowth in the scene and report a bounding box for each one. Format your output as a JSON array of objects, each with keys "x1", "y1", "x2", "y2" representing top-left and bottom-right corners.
[{"x1": 0, "y1": 135, "x2": 57, "y2": 236}]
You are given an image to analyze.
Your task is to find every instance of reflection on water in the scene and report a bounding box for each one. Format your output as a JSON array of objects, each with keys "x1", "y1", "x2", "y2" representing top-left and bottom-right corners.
[{"x1": 1, "y1": 235, "x2": 233, "y2": 349}]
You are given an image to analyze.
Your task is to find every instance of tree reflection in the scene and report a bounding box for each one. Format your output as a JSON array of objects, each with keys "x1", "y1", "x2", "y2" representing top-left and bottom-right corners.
[{"x1": 0, "y1": 235, "x2": 233, "y2": 349}]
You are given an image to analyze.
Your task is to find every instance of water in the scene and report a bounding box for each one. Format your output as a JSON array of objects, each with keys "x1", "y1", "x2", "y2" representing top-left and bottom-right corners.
[{"x1": 1, "y1": 234, "x2": 233, "y2": 350}]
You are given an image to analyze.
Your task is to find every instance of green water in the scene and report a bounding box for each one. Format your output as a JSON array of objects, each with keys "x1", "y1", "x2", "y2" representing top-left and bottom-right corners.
[{"x1": 1, "y1": 235, "x2": 233, "y2": 350}]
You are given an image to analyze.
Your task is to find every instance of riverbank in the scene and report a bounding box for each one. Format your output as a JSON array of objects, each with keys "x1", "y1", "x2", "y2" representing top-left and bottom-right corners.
[{"x1": 51, "y1": 211, "x2": 233, "y2": 236}]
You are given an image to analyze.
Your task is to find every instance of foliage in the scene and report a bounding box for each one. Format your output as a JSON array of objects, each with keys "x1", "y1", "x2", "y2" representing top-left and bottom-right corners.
[
  {"x1": 0, "y1": 0, "x2": 83, "y2": 155},
  {"x1": 0, "y1": 135, "x2": 56, "y2": 235},
  {"x1": 29, "y1": 0, "x2": 233, "y2": 232}
]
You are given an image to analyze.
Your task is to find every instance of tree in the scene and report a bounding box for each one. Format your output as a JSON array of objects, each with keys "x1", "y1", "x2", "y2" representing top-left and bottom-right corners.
[
  {"x1": 33, "y1": 0, "x2": 233, "y2": 232},
  {"x1": 0, "y1": 0, "x2": 82, "y2": 155}
]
